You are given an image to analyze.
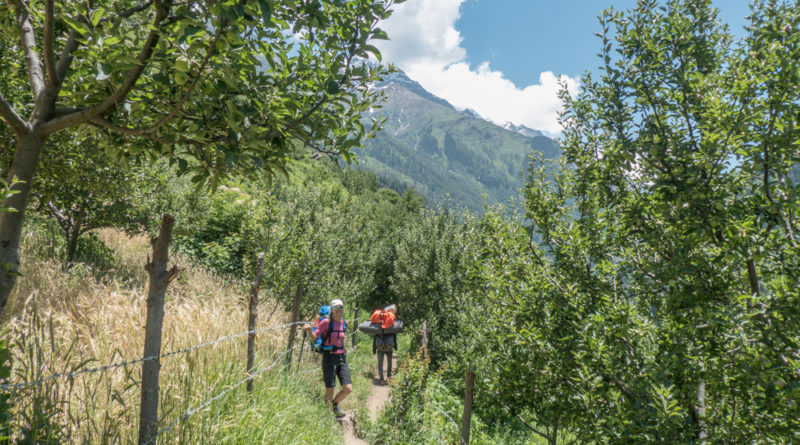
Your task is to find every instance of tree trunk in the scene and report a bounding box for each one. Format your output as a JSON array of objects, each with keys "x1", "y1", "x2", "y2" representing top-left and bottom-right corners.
[
  {"x1": 65, "y1": 226, "x2": 80, "y2": 264},
  {"x1": 550, "y1": 417, "x2": 559, "y2": 445},
  {"x1": 65, "y1": 204, "x2": 85, "y2": 264},
  {"x1": 285, "y1": 283, "x2": 303, "y2": 366},
  {"x1": 420, "y1": 321, "x2": 428, "y2": 359},
  {"x1": 695, "y1": 378, "x2": 707, "y2": 443},
  {"x1": 246, "y1": 253, "x2": 266, "y2": 393},
  {"x1": 0, "y1": 132, "x2": 46, "y2": 313},
  {"x1": 461, "y1": 369, "x2": 475, "y2": 445},
  {"x1": 746, "y1": 259, "x2": 760, "y2": 297},
  {"x1": 138, "y1": 215, "x2": 177, "y2": 445}
]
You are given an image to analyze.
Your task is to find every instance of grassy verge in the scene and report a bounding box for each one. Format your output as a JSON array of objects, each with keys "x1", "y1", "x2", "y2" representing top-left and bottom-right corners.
[
  {"x1": 352, "y1": 346, "x2": 556, "y2": 445},
  {"x1": 0, "y1": 223, "x2": 351, "y2": 444}
]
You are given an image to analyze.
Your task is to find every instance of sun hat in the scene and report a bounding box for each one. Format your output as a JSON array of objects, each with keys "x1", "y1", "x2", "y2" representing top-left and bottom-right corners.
[{"x1": 331, "y1": 299, "x2": 344, "y2": 308}]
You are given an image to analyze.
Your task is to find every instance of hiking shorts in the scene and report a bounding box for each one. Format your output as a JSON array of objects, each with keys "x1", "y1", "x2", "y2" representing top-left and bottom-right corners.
[{"x1": 322, "y1": 352, "x2": 352, "y2": 388}]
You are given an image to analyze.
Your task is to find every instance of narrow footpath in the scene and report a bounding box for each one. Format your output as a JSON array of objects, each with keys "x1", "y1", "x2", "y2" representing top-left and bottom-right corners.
[{"x1": 341, "y1": 355, "x2": 397, "y2": 445}]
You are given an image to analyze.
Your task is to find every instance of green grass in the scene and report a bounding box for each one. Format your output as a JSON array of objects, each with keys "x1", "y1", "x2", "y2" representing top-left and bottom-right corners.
[{"x1": 160, "y1": 362, "x2": 345, "y2": 444}]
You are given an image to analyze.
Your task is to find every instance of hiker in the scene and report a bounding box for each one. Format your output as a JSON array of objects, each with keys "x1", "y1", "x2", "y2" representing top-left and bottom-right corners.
[
  {"x1": 371, "y1": 304, "x2": 398, "y2": 386},
  {"x1": 303, "y1": 298, "x2": 351, "y2": 417}
]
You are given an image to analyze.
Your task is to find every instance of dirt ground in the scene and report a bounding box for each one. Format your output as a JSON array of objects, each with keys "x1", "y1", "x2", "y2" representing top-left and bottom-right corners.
[{"x1": 341, "y1": 355, "x2": 397, "y2": 445}]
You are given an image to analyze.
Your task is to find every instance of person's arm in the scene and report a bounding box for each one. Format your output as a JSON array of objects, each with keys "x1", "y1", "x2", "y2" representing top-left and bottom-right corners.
[{"x1": 303, "y1": 320, "x2": 323, "y2": 340}]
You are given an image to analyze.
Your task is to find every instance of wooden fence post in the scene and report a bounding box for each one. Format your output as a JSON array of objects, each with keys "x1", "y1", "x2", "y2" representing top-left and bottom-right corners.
[
  {"x1": 351, "y1": 304, "x2": 360, "y2": 349},
  {"x1": 285, "y1": 283, "x2": 303, "y2": 366},
  {"x1": 138, "y1": 215, "x2": 178, "y2": 445},
  {"x1": 246, "y1": 253, "x2": 266, "y2": 393},
  {"x1": 461, "y1": 369, "x2": 475, "y2": 445},
  {"x1": 420, "y1": 321, "x2": 428, "y2": 359}
]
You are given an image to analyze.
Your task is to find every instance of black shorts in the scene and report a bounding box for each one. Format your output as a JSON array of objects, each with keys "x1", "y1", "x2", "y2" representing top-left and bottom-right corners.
[{"x1": 322, "y1": 352, "x2": 352, "y2": 388}]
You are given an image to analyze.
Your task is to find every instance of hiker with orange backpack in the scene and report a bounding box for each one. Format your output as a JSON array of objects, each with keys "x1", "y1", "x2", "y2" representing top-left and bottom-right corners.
[
  {"x1": 303, "y1": 298, "x2": 351, "y2": 418},
  {"x1": 371, "y1": 304, "x2": 398, "y2": 385}
]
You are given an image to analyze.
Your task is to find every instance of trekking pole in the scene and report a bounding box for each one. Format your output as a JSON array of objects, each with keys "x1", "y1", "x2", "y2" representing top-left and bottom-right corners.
[
  {"x1": 297, "y1": 330, "x2": 307, "y2": 372},
  {"x1": 352, "y1": 304, "x2": 360, "y2": 349}
]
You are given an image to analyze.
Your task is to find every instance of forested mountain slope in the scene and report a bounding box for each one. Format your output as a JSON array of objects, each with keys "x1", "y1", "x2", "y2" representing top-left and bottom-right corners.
[{"x1": 355, "y1": 70, "x2": 560, "y2": 211}]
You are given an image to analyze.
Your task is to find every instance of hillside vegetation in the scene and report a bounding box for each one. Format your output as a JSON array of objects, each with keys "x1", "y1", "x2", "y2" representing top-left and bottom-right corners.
[
  {"x1": 2, "y1": 1, "x2": 800, "y2": 444},
  {"x1": 355, "y1": 71, "x2": 560, "y2": 211}
]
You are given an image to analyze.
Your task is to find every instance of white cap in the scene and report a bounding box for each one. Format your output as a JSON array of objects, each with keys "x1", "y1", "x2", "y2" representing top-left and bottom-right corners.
[{"x1": 331, "y1": 299, "x2": 344, "y2": 307}]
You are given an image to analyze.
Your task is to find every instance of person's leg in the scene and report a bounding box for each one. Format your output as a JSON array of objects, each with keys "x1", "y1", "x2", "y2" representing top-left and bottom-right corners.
[
  {"x1": 332, "y1": 355, "x2": 353, "y2": 404},
  {"x1": 377, "y1": 351, "x2": 385, "y2": 380},
  {"x1": 333, "y1": 384, "x2": 352, "y2": 404},
  {"x1": 322, "y1": 353, "x2": 336, "y2": 409},
  {"x1": 387, "y1": 352, "x2": 393, "y2": 379},
  {"x1": 325, "y1": 387, "x2": 335, "y2": 408}
]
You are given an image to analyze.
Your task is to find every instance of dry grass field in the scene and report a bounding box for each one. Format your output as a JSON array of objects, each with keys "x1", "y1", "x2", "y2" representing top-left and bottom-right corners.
[{"x1": 2, "y1": 226, "x2": 338, "y2": 444}]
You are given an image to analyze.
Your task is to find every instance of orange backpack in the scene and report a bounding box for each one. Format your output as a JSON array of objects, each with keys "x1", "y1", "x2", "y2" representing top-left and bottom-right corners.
[{"x1": 370, "y1": 309, "x2": 396, "y2": 329}]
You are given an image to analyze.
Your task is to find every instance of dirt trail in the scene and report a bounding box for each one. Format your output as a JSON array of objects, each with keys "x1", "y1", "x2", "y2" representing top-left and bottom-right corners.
[{"x1": 342, "y1": 355, "x2": 397, "y2": 445}]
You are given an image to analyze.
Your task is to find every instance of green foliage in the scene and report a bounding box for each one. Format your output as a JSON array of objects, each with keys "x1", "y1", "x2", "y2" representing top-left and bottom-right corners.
[
  {"x1": 28, "y1": 133, "x2": 160, "y2": 264},
  {"x1": 362, "y1": 351, "x2": 541, "y2": 445},
  {"x1": 0, "y1": 0, "x2": 400, "y2": 178},
  {"x1": 170, "y1": 158, "x2": 429, "y2": 319},
  {"x1": 390, "y1": 208, "x2": 482, "y2": 366},
  {"x1": 456, "y1": 1, "x2": 800, "y2": 443},
  {"x1": 0, "y1": 0, "x2": 405, "y2": 308}
]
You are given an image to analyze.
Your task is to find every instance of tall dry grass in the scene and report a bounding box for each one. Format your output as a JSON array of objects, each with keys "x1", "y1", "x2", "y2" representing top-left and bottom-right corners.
[{"x1": 3, "y1": 226, "x2": 306, "y2": 444}]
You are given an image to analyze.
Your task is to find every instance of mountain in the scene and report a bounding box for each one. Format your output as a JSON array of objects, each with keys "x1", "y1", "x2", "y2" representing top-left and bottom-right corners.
[{"x1": 353, "y1": 70, "x2": 560, "y2": 212}]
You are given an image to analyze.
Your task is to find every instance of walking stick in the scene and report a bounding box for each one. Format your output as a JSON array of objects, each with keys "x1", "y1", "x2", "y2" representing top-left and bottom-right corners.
[{"x1": 297, "y1": 330, "x2": 307, "y2": 371}]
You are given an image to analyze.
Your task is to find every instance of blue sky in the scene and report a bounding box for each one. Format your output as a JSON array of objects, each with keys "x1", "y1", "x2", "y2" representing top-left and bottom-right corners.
[
  {"x1": 374, "y1": 0, "x2": 754, "y2": 135},
  {"x1": 457, "y1": 1, "x2": 752, "y2": 85}
]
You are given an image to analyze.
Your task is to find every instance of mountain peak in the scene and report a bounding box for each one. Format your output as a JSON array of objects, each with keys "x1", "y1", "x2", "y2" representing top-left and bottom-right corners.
[
  {"x1": 460, "y1": 108, "x2": 483, "y2": 119},
  {"x1": 499, "y1": 122, "x2": 543, "y2": 138},
  {"x1": 378, "y1": 70, "x2": 456, "y2": 110}
]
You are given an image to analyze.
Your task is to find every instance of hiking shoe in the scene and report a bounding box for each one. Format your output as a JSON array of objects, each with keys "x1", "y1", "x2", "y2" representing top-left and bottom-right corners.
[{"x1": 333, "y1": 405, "x2": 346, "y2": 418}]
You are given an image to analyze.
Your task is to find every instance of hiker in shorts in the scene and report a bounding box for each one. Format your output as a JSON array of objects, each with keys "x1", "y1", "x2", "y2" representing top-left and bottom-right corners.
[
  {"x1": 303, "y1": 298, "x2": 352, "y2": 417},
  {"x1": 372, "y1": 304, "x2": 398, "y2": 386}
]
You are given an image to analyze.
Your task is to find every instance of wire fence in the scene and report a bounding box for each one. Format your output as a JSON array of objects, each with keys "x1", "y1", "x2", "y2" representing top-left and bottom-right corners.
[
  {"x1": 144, "y1": 343, "x2": 305, "y2": 445},
  {"x1": 2, "y1": 315, "x2": 366, "y2": 445},
  {"x1": 0, "y1": 320, "x2": 311, "y2": 392},
  {"x1": 1, "y1": 318, "x2": 363, "y2": 392},
  {"x1": 429, "y1": 401, "x2": 468, "y2": 445}
]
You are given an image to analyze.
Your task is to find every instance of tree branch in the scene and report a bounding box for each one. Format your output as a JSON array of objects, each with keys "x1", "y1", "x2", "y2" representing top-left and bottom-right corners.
[
  {"x1": 91, "y1": 26, "x2": 223, "y2": 137},
  {"x1": 55, "y1": 30, "x2": 81, "y2": 85},
  {"x1": 259, "y1": 94, "x2": 329, "y2": 142},
  {"x1": 0, "y1": 92, "x2": 28, "y2": 134},
  {"x1": 14, "y1": 0, "x2": 46, "y2": 99},
  {"x1": 43, "y1": 0, "x2": 57, "y2": 87},
  {"x1": 98, "y1": 1, "x2": 154, "y2": 27},
  {"x1": 89, "y1": 115, "x2": 223, "y2": 147},
  {"x1": 46, "y1": 200, "x2": 71, "y2": 235},
  {"x1": 40, "y1": 1, "x2": 169, "y2": 135}
]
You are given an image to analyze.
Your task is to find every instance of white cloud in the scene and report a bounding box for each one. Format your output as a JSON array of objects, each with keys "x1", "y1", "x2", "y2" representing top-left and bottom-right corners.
[{"x1": 374, "y1": 0, "x2": 579, "y2": 135}]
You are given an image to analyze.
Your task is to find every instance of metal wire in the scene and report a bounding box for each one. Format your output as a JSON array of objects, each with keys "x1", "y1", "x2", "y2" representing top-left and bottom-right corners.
[
  {"x1": 429, "y1": 401, "x2": 467, "y2": 445},
  {"x1": 144, "y1": 343, "x2": 303, "y2": 445},
  {"x1": 0, "y1": 320, "x2": 310, "y2": 392},
  {"x1": 143, "y1": 322, "x2": 357, "y2": 443}
]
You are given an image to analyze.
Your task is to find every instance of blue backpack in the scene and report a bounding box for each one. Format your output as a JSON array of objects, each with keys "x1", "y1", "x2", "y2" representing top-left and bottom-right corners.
[{"x1": 310, "y1": 305, "x2": 347, "y2": 354}]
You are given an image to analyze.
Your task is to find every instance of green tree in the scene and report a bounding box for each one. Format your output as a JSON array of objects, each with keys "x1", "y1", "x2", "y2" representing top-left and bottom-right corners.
[
  {"x1": 467, "y1": 0, "x2": 800, "y2": 442},
  {"x1": 0, "y1": 0, "x2": 402, "y2": 312},
  {"x1": 30, "y1": 134, "x2": 154, "y2": 264}
]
